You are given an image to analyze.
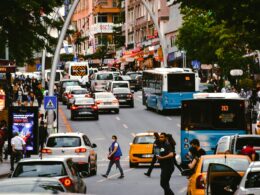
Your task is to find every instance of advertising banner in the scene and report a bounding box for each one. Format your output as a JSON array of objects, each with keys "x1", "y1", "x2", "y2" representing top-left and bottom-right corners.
[{"x1": 9, "y1": 106, "x2": 39, "y2": 154}]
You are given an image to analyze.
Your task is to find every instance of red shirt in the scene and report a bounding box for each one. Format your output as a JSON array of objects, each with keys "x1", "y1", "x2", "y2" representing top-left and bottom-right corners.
[{"x1": 241, "y1": 146, "x2": 256, "y2": 155}]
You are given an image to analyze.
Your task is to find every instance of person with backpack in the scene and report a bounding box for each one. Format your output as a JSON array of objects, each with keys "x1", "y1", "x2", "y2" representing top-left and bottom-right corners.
[{"x1": 102, "y1": 135, "x2": 124, "y2": 179}]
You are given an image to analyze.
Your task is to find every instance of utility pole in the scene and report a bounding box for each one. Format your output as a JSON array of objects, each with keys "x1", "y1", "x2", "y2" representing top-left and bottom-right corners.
[
  {"x1": 141, "y1": 0, "x2": 168, "y2": 68},
  {"x1": 47, "y1": 0, "x2": 80, "y2": 134}
]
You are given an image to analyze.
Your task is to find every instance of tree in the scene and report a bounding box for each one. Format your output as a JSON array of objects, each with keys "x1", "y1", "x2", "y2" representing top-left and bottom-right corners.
[{"x1": 0, "y1": 0, "x2": 64, "y2": 65}]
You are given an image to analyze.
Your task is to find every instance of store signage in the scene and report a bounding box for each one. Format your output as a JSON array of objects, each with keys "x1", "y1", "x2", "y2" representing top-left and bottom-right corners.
[
  {"x1": 230, "y1": 69, "x2": 243, "y2": 76},
  {"x1": 90, "y1": 23, "x2": 118, "y2": 34}
]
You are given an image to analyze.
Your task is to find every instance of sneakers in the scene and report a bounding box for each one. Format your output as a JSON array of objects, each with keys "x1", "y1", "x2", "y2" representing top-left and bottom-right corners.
[
  {"x1": 101, "y1": 174, "x2": 107, "y2": 178},
  {"x1": 118, "y1": 175, "x2": 124, "y2": 179},
  {"x1": 144, "y1": 172, "x2": 150, "y2": 177}
]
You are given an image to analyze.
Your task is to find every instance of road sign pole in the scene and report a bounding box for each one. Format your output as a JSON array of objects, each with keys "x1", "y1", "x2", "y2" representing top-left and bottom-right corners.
[{"x1": 47, "y1": 0, "x2": 80, "y2": 134}]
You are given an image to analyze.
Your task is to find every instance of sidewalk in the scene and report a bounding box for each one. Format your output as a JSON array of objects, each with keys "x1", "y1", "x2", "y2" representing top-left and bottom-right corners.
[{"x1": 0, "y1": 160, "x2": 11, "y2": 178}]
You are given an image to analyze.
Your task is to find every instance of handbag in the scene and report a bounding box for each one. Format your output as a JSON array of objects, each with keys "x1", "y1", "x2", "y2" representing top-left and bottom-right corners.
[{"x1": 107, "y1": 153, "x2": 114, "y2": 160}]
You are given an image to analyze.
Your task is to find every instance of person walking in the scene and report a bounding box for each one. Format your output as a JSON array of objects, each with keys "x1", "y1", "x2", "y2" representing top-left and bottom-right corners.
[
  {"x1": 102, "y1": 135, "x2": 124, "y2": 179},
  {"x1": 157, "y1": 132, "x2": 175, "y2": 195},
  {"x1": 0, "y1": 120, "x2": 8, "y2": 163},
  {"x1": 144, "y1": 132, "x2": 160, "y2": 177},
  {"x1": 10, "y1": 132, "x2": 26, "y2": 171}
]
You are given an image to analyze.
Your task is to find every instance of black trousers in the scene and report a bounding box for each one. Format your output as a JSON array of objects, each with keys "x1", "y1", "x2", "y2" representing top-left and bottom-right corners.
[
  {"x1": 11, "y1": 150, "x2": 23, "y2": 170},
  {"x1": 146, "y1": 154, "x2": 157, "y2": 175},
  {"x1": 105, "y1": 159, "x2": 124, "y2": 176},
  {"x1": 160, "y1": 165, "x2": 175, "y2": 195}
]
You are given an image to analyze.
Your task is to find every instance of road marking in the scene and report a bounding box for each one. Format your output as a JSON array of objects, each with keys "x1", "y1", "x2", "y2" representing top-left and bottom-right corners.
[
  {"x1": 177, "y1": 124, "x2": 181, "y2": 127},
  {"x1": 97, "y1": 168, "x2": 134, "y2": 183},
  {"x1": 166, "y1": 117, "x2": 172, "y2": 121},
  {"x1": 115, "y1": 116, "x2": 120, "y2": 121},
  {"x1": 123, "y1": 124, "x2": 128, "y2": 129},
  {"x1": 59, "y1": 107, "x2": 72, "y2": 132}
]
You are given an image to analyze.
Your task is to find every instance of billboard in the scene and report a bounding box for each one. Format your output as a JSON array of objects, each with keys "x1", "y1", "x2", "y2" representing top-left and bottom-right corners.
[{"x1": 9, "y1": 106, "x2": 39, "y2": 154}]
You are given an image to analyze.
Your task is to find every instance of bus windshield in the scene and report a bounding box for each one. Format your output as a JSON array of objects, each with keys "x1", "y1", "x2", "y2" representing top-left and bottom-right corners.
[
  {"x1": 168, "y1": 74, "x2": 195, "y2": 92},
  {"x1": 182, "y1": 100, "x2": 246, "y2": 130}
]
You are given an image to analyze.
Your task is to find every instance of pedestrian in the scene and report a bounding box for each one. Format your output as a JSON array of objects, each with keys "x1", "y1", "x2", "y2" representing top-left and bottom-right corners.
[
  {"x1": 0, "y1": 120, "x2": 8, "y2": 163},
  {"x1": 241, "y1": 143, "x2": 257, "y2": 161},
  {"x1": 189, "y1": 139, "x2": 206, "y2": 158},
  {"x1": 102, "y1": 135, "x2": 124, "y2": 179},
  {"x1": 156, "y1": 132, "x2": 175, "y2": 195},
  {"x1": 144, "y1": 132, "x2": 160, "y2": 177},
  {"x1": 39, "y1": 120, "x2": 48, "y2": 151},
  {"x1": 10, "y1": 132, "x2": 26, "y2": 171},
  {"x1": 35, "y1": 83, "x2": 43, "y2": 107}
]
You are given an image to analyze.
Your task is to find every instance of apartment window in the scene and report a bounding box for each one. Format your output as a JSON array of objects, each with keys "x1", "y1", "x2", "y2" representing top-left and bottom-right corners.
[
  {"x1": 113, "y1": 14, "x2": 120, "y2": 23},
  {"x1": 129, "y1": 34, "x2": 134, "y2": 43},
  {"x1": 112, "y1": 0, "x2": 118, "y2": 7},
  {"x1": 170, "y1": 36, "x2": 176, "y2": 47},
  {"x1": 95, "y1": 14, "x2": 108, "y2": 23}
]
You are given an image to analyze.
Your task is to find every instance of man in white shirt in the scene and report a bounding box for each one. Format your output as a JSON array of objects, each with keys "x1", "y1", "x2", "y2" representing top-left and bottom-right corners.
[{"x1": 10, "y1": 132, "x2": 26, "y2": 171}]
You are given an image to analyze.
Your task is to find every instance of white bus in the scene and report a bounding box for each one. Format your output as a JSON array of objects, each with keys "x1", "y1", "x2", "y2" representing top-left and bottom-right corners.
[{"x1": 65, "y1": 61, "x2": 89, "y2": 86}]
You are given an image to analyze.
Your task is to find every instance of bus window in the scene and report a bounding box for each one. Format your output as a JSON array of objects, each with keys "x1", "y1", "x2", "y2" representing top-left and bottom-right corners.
[{"x1": 168, "y1": 74, "x2": 195, "y2": 92}]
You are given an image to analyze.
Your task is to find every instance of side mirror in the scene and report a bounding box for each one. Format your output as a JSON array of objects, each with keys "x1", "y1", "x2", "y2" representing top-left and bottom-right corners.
[
  {"x1": 79, "y1": 171, "x2": 88, "y2": 178},
  {"x1": 92, "y1": 143, "x2": 97, "y2": 148}
]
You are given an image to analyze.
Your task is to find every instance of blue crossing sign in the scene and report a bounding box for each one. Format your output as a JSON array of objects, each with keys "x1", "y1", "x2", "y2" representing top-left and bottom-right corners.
[{"x1": 44, "y1": 96, "x2": 57, "y2": 110}]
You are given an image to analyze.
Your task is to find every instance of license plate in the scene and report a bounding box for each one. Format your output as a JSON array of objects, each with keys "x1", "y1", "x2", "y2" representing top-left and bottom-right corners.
[
  {"x1": 79, "y1": 112, "x2": 91, "y2": 115},
  {"x1": 143, "y1": 154, "x2": 153, "y2": 158},
  {"x1": 119, "y1": 100, "x2": 126, "y2": 102}
]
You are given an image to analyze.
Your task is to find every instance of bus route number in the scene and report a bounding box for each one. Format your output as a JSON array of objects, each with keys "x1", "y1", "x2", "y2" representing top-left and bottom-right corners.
[{"x1": 221, "y1": 105, "x2": 229, "y2": 112}]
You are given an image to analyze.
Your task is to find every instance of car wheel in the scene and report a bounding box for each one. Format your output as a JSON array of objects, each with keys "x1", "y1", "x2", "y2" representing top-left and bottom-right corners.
[
  {"x1": 94, "y1": 115, "x2": 99, "y2": 120},
  {"x1": 130, "y1": 102, "x2": 134, "y2": 108},
  {"x1": 129, "y1": 161, "x2": 138, "y2": 168},
  {"x1": 90, "y1": 157, "x2": 97, "y2": 176},
  {"x1": 114, "y1": 109, "x2": 119, "y2": 114}
]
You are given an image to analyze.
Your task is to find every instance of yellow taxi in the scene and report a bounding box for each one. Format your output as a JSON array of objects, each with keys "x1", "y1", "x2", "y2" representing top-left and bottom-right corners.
[
  {"x1": 186, "y1": 154, "x2": 251, "y2": 195},
  {"x1": 129, "y1": 132, "x2": 156, "y2": 168}
]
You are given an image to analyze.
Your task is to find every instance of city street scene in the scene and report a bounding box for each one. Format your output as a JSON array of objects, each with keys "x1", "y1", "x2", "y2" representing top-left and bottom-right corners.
[{"x1": 0, "y1": 0, "x2": 259, "y2": 195}]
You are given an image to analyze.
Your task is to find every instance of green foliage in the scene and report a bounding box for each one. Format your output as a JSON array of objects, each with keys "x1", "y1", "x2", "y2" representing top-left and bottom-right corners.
[
  {"x1": 239, "y1": 78, "x2": 254, "y2": 89},
  {"x1": 0, "y1": 0, "x2": 63, "y2": 65}
]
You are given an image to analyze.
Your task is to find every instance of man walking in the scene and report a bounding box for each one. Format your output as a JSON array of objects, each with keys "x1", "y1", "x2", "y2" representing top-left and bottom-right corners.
[
  {"x1": 190, "y1": 139, "x2": 206, "y2": 158},
  {"x1": 157, "y1": 132, "x2": 175, "y2": 195},
  {"x1": 10, "y1": 132, "x2": 26, "y2": 171},
  {"x1": 102, "y1": 135, "x2": 124, "y2": 179}
]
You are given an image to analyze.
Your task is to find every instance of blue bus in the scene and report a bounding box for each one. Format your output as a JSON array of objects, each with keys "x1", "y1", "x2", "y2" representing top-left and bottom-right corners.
[
  {"x1": 142, "y1": 68, "x2": 199, "y2": 112},
  {"x1": 180, "y1": 93, "x2": 251, "y2": 165}
]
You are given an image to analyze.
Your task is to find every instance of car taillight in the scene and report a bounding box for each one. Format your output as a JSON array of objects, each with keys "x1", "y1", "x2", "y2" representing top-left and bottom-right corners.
[
  {"x1": 64, "y1": 93, "x2": 68, "y2": 96},
  {"x1": 96, "y1": 100, "x2": 103, "y2": 104},
  {"x1": 59, "y1": 177, "x2": 73, "y2": 187},
  {"x1": 75, "y1": 148, "x2": 87, "y2": 153},
  {"x1": 68, "y1": 94, "x2": 73, "y2": 99},
  {"x1": 71, "y1": 105, "x2": 78, "y2": 110},
  {"x1": 41, "y1": 148, "x2": 52, "y2": 154},
  {"x1": 92, "y1": 105, "x2": 98, "y2": 110},
  {"x1": 196, "y1": 175, "x2": 205, "y2": 189},
  {"x1": 112, "y1": 99, "x2": 118, "y2": 104}
]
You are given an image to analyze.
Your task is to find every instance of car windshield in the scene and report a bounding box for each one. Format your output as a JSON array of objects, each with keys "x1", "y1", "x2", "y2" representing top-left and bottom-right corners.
[
  {"x1": 47, "y1": 136, "x2": 81, "y2": 147},
  {"x1": 113, "y1": 83, "x2": 129, "y2": 89},
  {"x1": 245, "y1": 171, "x2": 260, "y2": 188},
  {"x1": 236, "y1": 137, "x2": 260, "y2": 150},
  {"x1": 133, "y1": 135, "x2": 155, "y2": 144},
  {"x1": 127, "y1": 73, "x2": 139, "y2": 79},
  {"x1": 13, "y1": 162, "x2": 67, "y2": 177},
  {"x1": 96, "y1": 73, "x2": 113, "y2": 80},
  {"x1": 72, "y1": 89, "x2": 88, "y2": 94},
  {"x1": 113, "y1": 88, "x2": 130, "y2": 93},
  {"x1": 202, "y1": 157, "x2": 250, "y2": 172},
  {"x1": 96, "y1": 93, "x2": 114, "y2": 99},
  {"x1": 63, "y1": 81, "x2": 79, "y2": 87},
  {"x1": 0, "y1": 182, "x2": 65, "y2": 193},
  {"x1": 121, "y1": 75, "x2": 132, "y2": 80},
  {"x1": 75, "y1": 98, "x2": 94, "y2": 105}
]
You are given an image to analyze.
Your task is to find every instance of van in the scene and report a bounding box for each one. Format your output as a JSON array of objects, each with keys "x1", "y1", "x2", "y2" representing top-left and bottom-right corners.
[
  {"x1": 90, "y1": 72, "x2": 114, "y2": 92},
  {"x1": 215, "y1": 135, "x2": 260, "y2": 159},
  {"x1": 106, "y1": 81, "x2": 130, "y2": 92},
  {"x1": 65, "y1": 61, "x2": 89, "y2": 85},
  {"x1": 45, "y1": 69, "x2": 64, "y2": 84}
]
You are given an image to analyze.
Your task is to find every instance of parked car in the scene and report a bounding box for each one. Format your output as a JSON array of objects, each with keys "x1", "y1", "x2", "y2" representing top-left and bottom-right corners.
[
  {"x1": 70, "y1": 97, "x2": 99, "y2": 120},
  {"x1": 58, "y1": 79, "x2": 81, "y2": 101},
  {"x1": 215, "y1": 135, "x2": 260, "y2": 160},
  {"x1": 42, "y1": 132, "x2": 97, "y2": 175},
  {"x1": 129, "y1": 132, "x2": 155, "y2": 167},
  {"x1": 113, "y1": 87, "x2": 134, "y2": 107},
  {"x1": 67, "y1": 88, "x2": 91, "y2": 109},
  {"x1": 183, "y1": 154, "x2": 251, "y2": 195},
  {"x1": 0, "y1": 178, "x2": 67, "y2": 193},
  {"x1": 11, "y1": 157, "x2": 87, "y2": 193},
  {"x1": 93, "y1": 92, "x2": 119, "y2": 113}
]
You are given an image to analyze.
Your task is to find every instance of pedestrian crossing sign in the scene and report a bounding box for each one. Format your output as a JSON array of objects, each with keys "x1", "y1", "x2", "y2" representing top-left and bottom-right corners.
[{"x1": 44, "y1": 96, "x2": 57, "y2": 110}]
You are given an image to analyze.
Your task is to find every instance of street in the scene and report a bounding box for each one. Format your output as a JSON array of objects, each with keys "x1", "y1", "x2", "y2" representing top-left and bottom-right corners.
[{"x1": 59, "y1": 91, "x2": 187, "y2": 195}]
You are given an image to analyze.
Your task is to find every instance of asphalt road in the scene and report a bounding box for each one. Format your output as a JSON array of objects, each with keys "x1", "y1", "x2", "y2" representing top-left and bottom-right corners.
[{"x1": 59, "y1": 91, "x2": 188, "y2": 195}]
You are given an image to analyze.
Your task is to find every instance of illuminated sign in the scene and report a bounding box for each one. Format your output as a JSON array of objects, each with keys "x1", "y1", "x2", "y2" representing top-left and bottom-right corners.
[{"x1": 221, "y1": 105, "x2": 229, "y2": 112}]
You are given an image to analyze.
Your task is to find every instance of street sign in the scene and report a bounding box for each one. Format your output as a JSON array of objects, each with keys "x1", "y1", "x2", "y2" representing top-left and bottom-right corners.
[
  {"x1": 36, "y1": 64, "x2": 42, "y2": 71},
  {"x1": 230, "y1": 69, "x2": 243, "y2": 76},
  {"x1": 44, "y1": 96, "x2": 57, "y2": 110},
  {"x1": 191, "y1": 60, "x2": 201, "y2": 69}
]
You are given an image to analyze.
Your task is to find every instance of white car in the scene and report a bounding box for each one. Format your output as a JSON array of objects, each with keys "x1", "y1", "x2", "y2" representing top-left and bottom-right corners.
[
  {"x1": 93, "y1": 92, "x2": 119, "y2": 113},
  {"x1": 234, "y1": 161, "x2": 260, "y2": 195},
  {"x1": 90, "y1": 71, "x2": 114, "y2": 92},
  {"x1": 42, "y1": 132, "x2": 97, "y2": 176},
  {"x1": 67, "y1": 88, "x2": 90, "y2": 109},
  {"x1": 62, "y1": 86, "x2": 83, "y2": 105}
]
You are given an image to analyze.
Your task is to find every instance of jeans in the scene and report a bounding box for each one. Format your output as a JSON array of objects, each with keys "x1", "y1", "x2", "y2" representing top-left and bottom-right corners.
[
  {"x1": 146, "y1": 154, "x2": 157, "y2": 175},
  {"x1": 160, "y1": 166, "x2": 175, "y2": 195},
  {"x1": 105, "y1": 159, "x2": 124, "y2": 176},
  {"x1": 11, "y1": 150, "x2": 23, "y2": 170}
]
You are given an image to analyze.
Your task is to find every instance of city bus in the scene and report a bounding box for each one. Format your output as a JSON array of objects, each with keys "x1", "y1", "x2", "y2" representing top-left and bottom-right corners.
[
  {"x1": 142, "y1": 68, "x2": 199, "y2": 112},
  {"x1": 65, "y1": 61, "x2": 89, "y2": 86},
  {"x1": 180, "y1": 93, "x2": 251, "y2": 165}
]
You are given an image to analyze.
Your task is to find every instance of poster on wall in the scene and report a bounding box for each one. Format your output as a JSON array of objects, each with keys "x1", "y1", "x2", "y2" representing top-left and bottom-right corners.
[{"x1": 9, "y1": 106, "x2": 39, "y2": 154}]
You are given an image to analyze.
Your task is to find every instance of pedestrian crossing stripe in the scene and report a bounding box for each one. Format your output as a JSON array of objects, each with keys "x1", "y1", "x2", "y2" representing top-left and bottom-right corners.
[{"x1": 46, "y1": 99, "x2": 55, "y2": 109}]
